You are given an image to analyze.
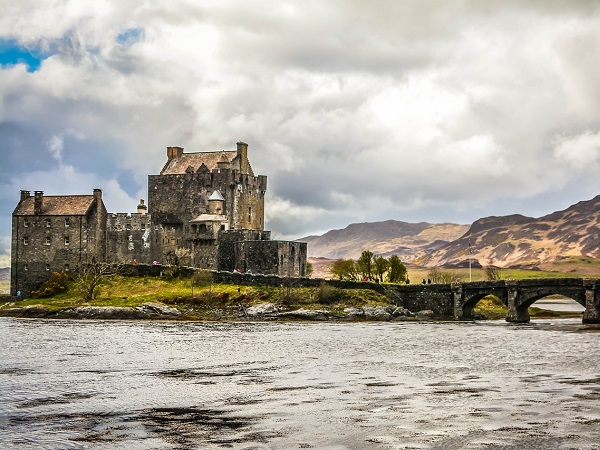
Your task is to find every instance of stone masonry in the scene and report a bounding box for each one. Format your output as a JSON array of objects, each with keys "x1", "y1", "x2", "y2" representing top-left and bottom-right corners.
[{"x1": 11, "y1": 142, "x2": 307, "y2": 296}]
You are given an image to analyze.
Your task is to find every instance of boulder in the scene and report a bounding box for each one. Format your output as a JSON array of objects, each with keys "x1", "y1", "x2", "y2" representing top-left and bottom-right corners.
[
  {"x1": 392, "y1": 306, "x2": 413, "y2": 317},
  {"x1": 416, "y1": 309, "x2": 434, "y2": 319},
  {"x1": 137, "y1": 302, "x2": 181, "y2": 317},
  {"x1": 363, "y1": 306, "x2": 393, "y2": 320},
  {"x1": 343, "y1": 307, "x2": 364, "y2": 317},
  {"x1": 245, "y1": 303, "x2": 278, "y2": 316}
]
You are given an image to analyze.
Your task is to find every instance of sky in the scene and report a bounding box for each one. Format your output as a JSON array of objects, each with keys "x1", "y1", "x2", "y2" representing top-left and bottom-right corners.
[{"x1": 1, "y1": 0, "x2": 600, "y2": 267}]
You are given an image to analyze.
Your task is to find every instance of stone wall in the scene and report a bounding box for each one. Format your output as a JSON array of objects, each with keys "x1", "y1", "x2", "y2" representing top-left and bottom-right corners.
[{"x1": 106, "y1": 213, "x2": 153, "y2": 265}]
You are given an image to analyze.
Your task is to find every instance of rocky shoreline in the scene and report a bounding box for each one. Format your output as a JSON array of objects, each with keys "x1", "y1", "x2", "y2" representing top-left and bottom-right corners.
[{"x1": 0, "y1": 302, "x2": 438, "y2": 322}]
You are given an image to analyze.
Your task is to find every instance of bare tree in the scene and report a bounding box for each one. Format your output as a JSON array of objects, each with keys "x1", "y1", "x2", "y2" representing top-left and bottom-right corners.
[
  {"x1": 164, "y1": 247, "x2": 192, "y2": 277},
  {"x1": 484, "y1": 265, "x2": 503, "y2": 281},
  {"x1": 71, "y1": 262, "x2": 122, "y2": 301},
  {"x1": 427, "y1": 268, "x2": 464, "y2": 284}
]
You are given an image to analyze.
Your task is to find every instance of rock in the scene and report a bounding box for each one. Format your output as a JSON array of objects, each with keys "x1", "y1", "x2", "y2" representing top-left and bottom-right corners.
[
  {"x1": 137, "y1": 302, "x2": 181, "y2": 317},
  {"x1": 416, "y1": 309, "x2": 434, "y2": 319},
  {"x1": 277, "y1": 308, "x2": 329, "y2": 320},
  {"x1": 245, "y1": 303, "x2": 278, "y2": 316},
  {"x1": 343, "y1": 307, "x2": 364, "y2": 317},
  {"x1": 392, "y1": 306, "x2": 412, "y2": 317},
  {"x1": 363, "y1": 306, "x2": 393, "y2": 320}
]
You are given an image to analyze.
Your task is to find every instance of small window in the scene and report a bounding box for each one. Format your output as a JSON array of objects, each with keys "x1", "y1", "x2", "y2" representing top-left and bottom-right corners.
[
  {"x1": 45, "y1": 236, "x2": 51, "y2": 245},
  {"x1": 24, "y1": 264, "x2": 29, "y2": 271},
  {"x1": 45, "y1": 264, "x2": 50, "y2": 271},
  {"x1": 64, "y1": 236, "x2": 70, "y2": 246},
  {"x1": 23, "y1": 237, "x2": 29, "y2": 245},
  {"x1": 24, "y1": 219, "x2": 29, "y2": 228},
  {"x1": 65, "y1": 264, "x2": 70, "y2": 272},
  {"x1": 46, "y1": 219, "x2": 51, "y2": 228},
  {"x1": 220, "y1": 224, "x2": 225, "y2": 230},
  {"x1": 126, "y1": 224, "x2": 131, "y2": 231},
  {"x1": 65, "y1": 218, "x2": 70, "y2": 227},
  {"x1": 141, "y1": 223, "x2": 145, "y2": 230},
  {"x1": 248, "y1": 207, "x2": 252, "y2": 222}
]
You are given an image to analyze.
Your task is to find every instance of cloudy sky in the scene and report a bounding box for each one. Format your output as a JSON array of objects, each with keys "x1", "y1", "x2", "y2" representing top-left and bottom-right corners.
[{"x1": 1, "y1": 0, "x2": 600, "y2": 266}]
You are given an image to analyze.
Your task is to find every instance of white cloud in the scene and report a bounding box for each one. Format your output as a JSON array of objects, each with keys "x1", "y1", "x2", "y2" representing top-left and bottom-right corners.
[
  {"x1": 1, "y1": 0, "x2": 600, "y2": 265},
  {"x1": 554, "y1": 131, "x2": 600, "y2": 170}
]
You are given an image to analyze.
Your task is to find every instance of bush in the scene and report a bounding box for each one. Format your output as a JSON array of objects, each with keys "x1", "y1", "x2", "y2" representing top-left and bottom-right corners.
[
  {"x1": 31, "y1": 271, "x2": 71, "y2": 298},
  {"x1": 317, "y1": 282, "x2": 342, "y2": 305}
]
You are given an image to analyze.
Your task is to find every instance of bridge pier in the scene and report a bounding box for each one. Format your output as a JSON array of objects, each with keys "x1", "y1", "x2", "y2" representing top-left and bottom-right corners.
[
  {"x1": 506, "y1": 285, "x2": 530, "y2": 323},
  {"x1": 452, "y1": 285, "x2": 465, "y2": 320},
  {"x1": 582, "y1": 280, "x2": 600, "y2": 324}
]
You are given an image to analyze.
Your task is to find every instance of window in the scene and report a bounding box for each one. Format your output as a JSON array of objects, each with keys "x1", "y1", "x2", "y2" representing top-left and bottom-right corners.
[
  {"x1": 65, "y1": 218, "x2": 70, "y2": 227},
  {"x1": 24, "y1": 264, "x2": 28, "y2": 271},
  {"x1": 141, "y1": 223, "x2": 145, "y2": 230},
  {"x1": 248, "y1": 207, "x2": 252, "y2": 222},
  {"x1": 45, "y1": 236, "x2": 51, "y2": 245},
  {"x1": 45, "y1": 264, "x2": 50, "y2": 271},
  {"x1": 46, "y1": 219, "x2": 51, "y2": 228},
  {"x1": 126, "y1": 224, "x2": 131, "y2": 231},
  {"x1": 23, "y1": 237, "x2": 29, "y2": 245},
  {"x1": 64, "y1": 236, "x2": 70, "y2": 246},
  {"x1": 65, "y1": 264, "x2": 70, "y2": 272},
  {"x1": 24, "y1": 219, "x2": 29, "y2": 228}
]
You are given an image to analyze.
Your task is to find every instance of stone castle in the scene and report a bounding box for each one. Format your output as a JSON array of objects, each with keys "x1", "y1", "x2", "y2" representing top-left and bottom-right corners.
[{"x1": 11, "y1": 142, "x2": 307, "y2": 296}]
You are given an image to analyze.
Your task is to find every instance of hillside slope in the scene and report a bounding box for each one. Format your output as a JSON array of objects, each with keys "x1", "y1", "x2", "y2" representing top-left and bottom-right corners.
[
  {"x1": 417, "y1": 195, "x2": 600, "y2": 268},
  {"x1": 299, "y1": 220, "x2": 469, "y2": 261}
]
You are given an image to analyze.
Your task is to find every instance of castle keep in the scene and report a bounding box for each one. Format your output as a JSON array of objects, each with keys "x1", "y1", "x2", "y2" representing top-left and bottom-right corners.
[{"x1": 11, "y1": 142, "x2": 307, "y2": 296}]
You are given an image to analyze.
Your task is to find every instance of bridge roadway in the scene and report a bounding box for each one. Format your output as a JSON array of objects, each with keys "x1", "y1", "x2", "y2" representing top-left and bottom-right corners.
[{"x1": 385, "y1": 277, "x2": 600, "y2": 323}]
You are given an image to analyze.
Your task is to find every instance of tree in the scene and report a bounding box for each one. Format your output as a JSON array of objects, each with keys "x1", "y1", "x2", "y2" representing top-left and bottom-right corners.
[
  {"x1": 484, "y1": 265, "x2": 503, "y2": 281},
  {"x1": 427, "y1": 268, "x2": 464, "y2": 284},
  {"x1": 306, "y1": 260, "x2": 314, "y2": 277},
  {"x1": 330, "y1": 258, "x2": 358, "y2": 280},
  {"x1": 164, "y1": 247, "x2": 192, "y2": 277},
  {"x1": 70, "y1": 262, "x2": 121, "y2": 301},
  {"x1": 373, "y1": 256, "x2": 390, "y2": 283},
  {"x1": 357, "y1": 250, "x2": 374, "y2": 280},
  {"x1": 190, "y1": 270, "x2": 213, "y2": 297},
  {"x1": 387, "y1": 255, "x2": 407, "y2": 283}
]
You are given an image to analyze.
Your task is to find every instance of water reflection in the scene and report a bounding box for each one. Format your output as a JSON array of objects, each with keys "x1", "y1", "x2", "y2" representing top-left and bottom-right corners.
[{"x1": 1, "y1": 318, "x2": 599, "y2": 449}]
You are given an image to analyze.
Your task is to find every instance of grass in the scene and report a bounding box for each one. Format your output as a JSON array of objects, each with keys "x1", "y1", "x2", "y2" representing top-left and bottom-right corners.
[{"x1": 0, "y1": 275, "x2": 392, "y2": 320}]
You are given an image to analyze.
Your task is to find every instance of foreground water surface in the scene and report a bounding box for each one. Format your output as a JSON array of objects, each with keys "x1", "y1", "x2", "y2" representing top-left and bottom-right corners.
[{"x1": 1, "y1": 317, "x2": 599, "y2": 450}]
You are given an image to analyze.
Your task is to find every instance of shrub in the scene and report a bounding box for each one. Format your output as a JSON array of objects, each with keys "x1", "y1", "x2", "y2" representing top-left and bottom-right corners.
[{"x1": 31, "y1": 271, "x2": 71, "y2": 298}]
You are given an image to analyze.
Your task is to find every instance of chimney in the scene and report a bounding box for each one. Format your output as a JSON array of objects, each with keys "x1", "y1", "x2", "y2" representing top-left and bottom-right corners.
[
  {"x1": 34, "y1": 191, "x2": 43, "y2": 215},
  {"x1": 167, "y1": 146, "x2": 184, "y2": 160},
  {"x1": 137, "y1": 199, "x2": 147, "y2": 215},
  {"x1": 20, "y1": 190, "x2": 31, "y2": 202},
  {"x1": 236, "y1": 141, "x2": 248, "y2": 174}
]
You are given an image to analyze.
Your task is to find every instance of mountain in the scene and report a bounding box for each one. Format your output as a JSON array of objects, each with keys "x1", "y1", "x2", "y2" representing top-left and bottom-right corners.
[
  {"x1": 299, "y1": 195, "x2": 600, "y2": 271},
  {"x1": 299, "y1": 220, "x2": 469, "y2": 261},
  {"x1": 418, "y1": 194, "x2": 600, "y2": 269}
]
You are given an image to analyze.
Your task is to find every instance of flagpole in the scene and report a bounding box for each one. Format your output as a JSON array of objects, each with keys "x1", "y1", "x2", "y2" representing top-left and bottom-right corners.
[{"x1": 468, "y1": 239, "x2": 472, "y2": 282}]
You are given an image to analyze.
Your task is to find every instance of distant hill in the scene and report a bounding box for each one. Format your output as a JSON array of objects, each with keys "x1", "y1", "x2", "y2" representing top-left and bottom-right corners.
[
  {"x1": 299, "y1": 195, "x2": 600, "y2": 272},
  {"x1": 0, "y1": 267, "x2": 9, "y2": 281},
  {"x1": 299, "y1": 220, "x2": 469, "y2": 261},
  {"x1": 417, "y1": 194, "x2": 600, "y2": 269}
]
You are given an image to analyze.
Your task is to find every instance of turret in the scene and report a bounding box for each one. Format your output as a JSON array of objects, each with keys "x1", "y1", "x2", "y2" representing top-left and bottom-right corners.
[{"x1": 137, "y1": 199, "x2": 147, "y2": 215}]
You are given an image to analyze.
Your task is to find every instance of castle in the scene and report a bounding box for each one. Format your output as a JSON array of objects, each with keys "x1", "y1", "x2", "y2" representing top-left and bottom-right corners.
[{"x1": 11, "y1": 142, "x2": 307, "y2": 296}]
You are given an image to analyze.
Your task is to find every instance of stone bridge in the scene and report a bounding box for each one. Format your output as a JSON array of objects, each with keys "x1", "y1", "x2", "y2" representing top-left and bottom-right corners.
[{"x1": 387, "y1": 278, "x2": 600, "y2": 323}]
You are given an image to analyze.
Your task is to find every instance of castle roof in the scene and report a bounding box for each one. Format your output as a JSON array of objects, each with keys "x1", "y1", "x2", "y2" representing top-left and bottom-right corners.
[
  {"x1": 160, "y1": 151, "x2": 239, "y2": 175},
  {"x1": 13, "y1": 195, "x2": 95, "y2": 216}
]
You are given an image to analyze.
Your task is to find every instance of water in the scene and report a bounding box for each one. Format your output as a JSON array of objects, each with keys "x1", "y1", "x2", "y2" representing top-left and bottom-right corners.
[{"x1": 1, "y1": 317, "x2": 599, "y2": 450}]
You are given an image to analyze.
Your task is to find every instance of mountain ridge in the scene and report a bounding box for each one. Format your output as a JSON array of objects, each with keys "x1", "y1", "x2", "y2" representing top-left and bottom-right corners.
[{"x1": 299, "y1": 195, "x2": 600, "y2": 269}]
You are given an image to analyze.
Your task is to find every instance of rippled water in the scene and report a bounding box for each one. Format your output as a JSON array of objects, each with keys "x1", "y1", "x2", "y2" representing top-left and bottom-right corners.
[{"x1": 1, "y1": 317, "x2": 599, "y2": 450}]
